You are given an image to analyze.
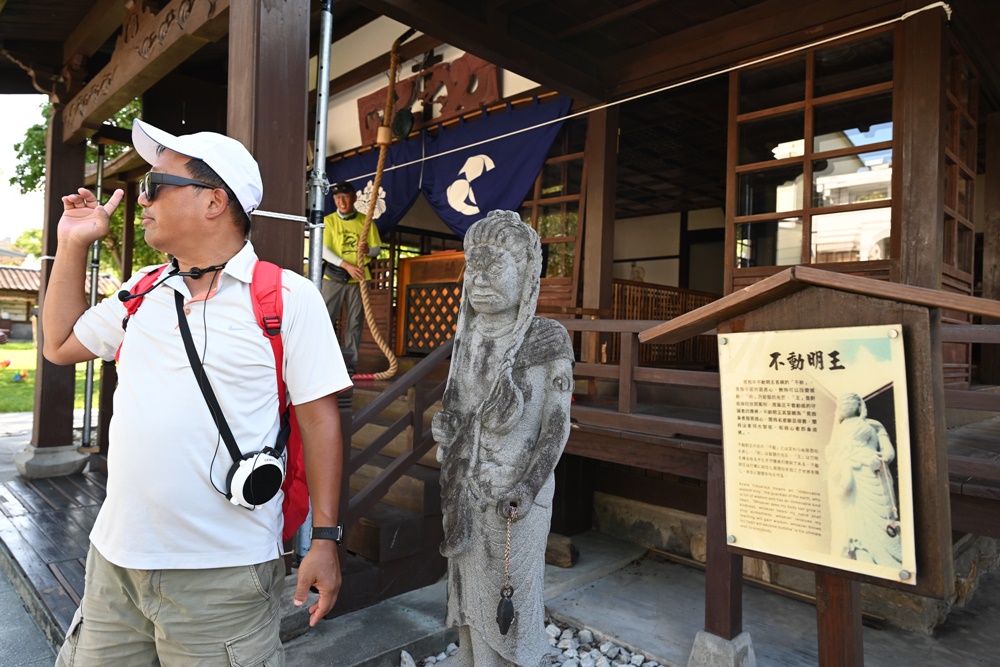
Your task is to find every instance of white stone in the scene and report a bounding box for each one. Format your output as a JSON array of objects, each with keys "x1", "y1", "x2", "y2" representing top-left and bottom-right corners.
[
  {"x1": 563, "y1": 660, "x2": 580, "y2": 667},
  {"x1": 578, "y1": 630, "x2": 594, "y2": 646},
  {"x1": 564, "y1": 649, "x2": 579, "y2": 658},
  {"x1": 596, "y1": 657, "x2": 610, "y2": 667},
  {"x1": 424, "y1": 657, "x2": 437, "y2": 665},
  {"x1": 560, "y1": 628, "x2": 576, "y2": 641},
  {"x1": 630, "y1": 654, "x2": 645, "y2": 666},
  {"x1": 436, "y1": 654, "x2": 447, "y2": 662},
  {"x1": 642, "y1": 662, "x2": 657, "y2": 667},
  {"x1": 546, "y1": 624, "x2": 562, "y2": 638},
  {"x1": 401, "y1": 650, "x2": 417, "y2": 667},
  {"x1": 589, "y1": 649, "x2": 600, "y2": 659},
  {"x1": 599, "y1": 642, "x2": 613, "y2": 655},
  {"x1": 446, "y1": 644, "x2": 459, "y2": 656},
  {"x1": 558, "y1": 638, "x2": 580, "y2": 651},
  {"x1": 549, "y1": 637, "x2": 558, "y2": 647},
  {"x1": 606, "y1": 646, "x2": 620, "y2": 660},
  {"x1": 580, "y1": 655, "x2": 596, "y2": 667}
]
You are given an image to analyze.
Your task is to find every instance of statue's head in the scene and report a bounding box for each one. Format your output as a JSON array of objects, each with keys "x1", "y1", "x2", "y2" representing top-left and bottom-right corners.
[
  {"x1": 836, "y1": 392, "x2": 866, "y2": 421},
  {"x1": 463, "y1": 211, "x2": 541, "y2": 318}
]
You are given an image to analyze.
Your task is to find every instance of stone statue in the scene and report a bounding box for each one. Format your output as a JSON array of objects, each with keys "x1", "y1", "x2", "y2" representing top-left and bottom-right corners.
[
  {"x1": 824, "y1": 392, "x2": 902, "y2": 566},
  {"x1": 433, "y1": 211, "x2": 574, "y2": 667}
]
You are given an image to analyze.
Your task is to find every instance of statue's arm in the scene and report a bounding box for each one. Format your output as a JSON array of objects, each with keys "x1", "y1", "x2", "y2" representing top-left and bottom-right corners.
[
  {"x1": 496, "y1": 356, "x2": 574, "y2": 520},
  {"x1": 869, "y1": 419, "x2": 895, "y2": 465}
]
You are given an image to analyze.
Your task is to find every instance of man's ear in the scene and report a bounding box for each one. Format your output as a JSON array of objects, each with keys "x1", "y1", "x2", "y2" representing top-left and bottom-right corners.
[{"x1": 203, "y1": 187, "x2": 231, "y2": 221}]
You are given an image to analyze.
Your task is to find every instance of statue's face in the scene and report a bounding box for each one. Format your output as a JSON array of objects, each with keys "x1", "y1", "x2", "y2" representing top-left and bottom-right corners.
[{"x1": 465, "y1": 245, "x2": 521, "y2": 314}]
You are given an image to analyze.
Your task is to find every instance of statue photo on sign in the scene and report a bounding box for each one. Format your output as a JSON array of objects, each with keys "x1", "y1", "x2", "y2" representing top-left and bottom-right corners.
[
  {"x1": 433, "y1": 210, "x2": 574, "y2": 667},
  {"x1": 825, "y1": 391, "x2": 903, "y2": 567}
]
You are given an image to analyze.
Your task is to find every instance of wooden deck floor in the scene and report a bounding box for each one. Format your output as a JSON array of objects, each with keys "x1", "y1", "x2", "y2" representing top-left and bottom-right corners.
[{"x1": 0, "y1": 472, "x2": 106, "y2": 641}]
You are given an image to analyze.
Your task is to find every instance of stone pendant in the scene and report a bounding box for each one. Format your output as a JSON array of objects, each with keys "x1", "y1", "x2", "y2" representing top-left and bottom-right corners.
[{"x1": 496, "y1": 586, "x2": 515, "y2": 635}]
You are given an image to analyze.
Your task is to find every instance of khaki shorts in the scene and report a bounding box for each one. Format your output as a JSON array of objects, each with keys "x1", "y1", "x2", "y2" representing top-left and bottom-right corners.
[{"x1": 56, "y1": 545, "x2": 285, "y2": 666}]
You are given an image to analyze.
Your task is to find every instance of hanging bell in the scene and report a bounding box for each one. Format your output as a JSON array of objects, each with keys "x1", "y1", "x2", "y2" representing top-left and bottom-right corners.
[{"x1": 496, "y1": 584, "x2": 515, "y2": 635}]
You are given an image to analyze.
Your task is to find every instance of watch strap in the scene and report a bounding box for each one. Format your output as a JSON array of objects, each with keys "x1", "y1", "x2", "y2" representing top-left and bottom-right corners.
[{"x1": 310, "y1": 525, "x2": 344, "y2": 542}]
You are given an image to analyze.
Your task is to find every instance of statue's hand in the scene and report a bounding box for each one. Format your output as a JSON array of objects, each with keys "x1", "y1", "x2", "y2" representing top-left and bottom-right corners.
[
  {"x1": 496, "y1": 486, "x2": 532, "y2": 521},
  {"x1": 432, "y1": 411, "x2": 459, "y2": 450}
]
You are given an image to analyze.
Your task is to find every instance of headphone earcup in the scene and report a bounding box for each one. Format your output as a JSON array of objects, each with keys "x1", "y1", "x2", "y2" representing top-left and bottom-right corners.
[{"x1": 227, "y1": 451, "x2": 285, "y2": 509}]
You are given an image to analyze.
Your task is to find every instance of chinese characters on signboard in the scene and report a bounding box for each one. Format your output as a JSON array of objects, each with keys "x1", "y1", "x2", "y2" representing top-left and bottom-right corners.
[{"x1": 719, "y1": 325, "x2": 917, "y2": 584}]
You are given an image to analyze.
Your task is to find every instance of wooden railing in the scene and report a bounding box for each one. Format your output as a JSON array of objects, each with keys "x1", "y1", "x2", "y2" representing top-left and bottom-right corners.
[{"x1": 340, "y1": 337, "x2": 454, "y2": 527}]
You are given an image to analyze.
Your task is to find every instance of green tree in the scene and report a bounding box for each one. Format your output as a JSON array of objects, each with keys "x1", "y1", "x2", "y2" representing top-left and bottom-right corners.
[
  {"x1": 13, "y1": 228, "x2": 42, "y2": 257},
  {"x1": 9, "y1": 100, "x2": 166, "y2": 278}
]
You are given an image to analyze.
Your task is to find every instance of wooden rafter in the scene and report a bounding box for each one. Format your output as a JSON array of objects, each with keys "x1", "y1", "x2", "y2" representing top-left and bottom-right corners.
[
  {"x1": 554, "y1": 0, "x2": 668, "y2": 41},
  {"x1": 352, "y1": 0, "x2": 606, "y2": 103},
  {"x1": 63, "y1": 0, "x2": 127, "y2": 63}
]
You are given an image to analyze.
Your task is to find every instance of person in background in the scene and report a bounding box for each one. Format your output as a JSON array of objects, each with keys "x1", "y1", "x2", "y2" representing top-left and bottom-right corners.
[{"x1": 321, "y1": 181, "x2": 381, "y2": 375}]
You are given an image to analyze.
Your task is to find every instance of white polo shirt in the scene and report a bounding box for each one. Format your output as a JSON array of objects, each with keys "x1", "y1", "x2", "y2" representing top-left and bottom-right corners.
[{"x1": 74, "y1": 242, "x2": 351, "y2": 569}]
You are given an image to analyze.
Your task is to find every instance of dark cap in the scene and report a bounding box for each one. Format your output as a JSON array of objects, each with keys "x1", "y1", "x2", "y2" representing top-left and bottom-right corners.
[{"x1": 330, "y1": 181, "x2": 356, "y2": 195}]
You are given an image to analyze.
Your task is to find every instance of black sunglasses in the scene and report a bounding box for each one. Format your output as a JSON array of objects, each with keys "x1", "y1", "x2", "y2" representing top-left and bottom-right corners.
[{"x1": 139, "y1": 171, "x2": 217, "y2": 202}]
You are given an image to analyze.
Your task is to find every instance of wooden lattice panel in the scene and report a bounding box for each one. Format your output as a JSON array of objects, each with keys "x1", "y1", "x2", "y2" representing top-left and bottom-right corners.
[
  {"x1": 608, "y1": 280, "x2": 719, "y2": 368},
  {"x1": 403, "y1": 283, "x2": 461, "y2": 355}
]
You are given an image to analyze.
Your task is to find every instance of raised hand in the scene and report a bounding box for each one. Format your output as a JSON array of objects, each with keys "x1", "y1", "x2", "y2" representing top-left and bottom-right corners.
[{"x1": 58, "y1": 188, "x2": 124, "y2": 247}]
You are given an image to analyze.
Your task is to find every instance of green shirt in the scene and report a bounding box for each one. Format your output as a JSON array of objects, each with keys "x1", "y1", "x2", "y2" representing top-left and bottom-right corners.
[{"x1": 322, "y1": 210, "x2": 382, "y2": 282}]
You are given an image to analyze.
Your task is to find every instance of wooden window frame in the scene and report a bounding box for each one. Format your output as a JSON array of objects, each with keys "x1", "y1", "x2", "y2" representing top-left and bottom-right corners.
[{"x1": 725, "y1": 27, "x2": 897, "y2": 288}]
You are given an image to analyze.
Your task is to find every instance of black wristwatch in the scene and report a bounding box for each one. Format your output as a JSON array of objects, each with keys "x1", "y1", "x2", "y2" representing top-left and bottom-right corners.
[{"x1": 310, "y1": 525, "x2": 344, "y2": 543}]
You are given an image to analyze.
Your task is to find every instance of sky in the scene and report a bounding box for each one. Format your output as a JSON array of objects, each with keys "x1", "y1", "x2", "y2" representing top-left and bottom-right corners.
[{"x1": 0, "y1": 94, "x2": 48, "y2": 245}]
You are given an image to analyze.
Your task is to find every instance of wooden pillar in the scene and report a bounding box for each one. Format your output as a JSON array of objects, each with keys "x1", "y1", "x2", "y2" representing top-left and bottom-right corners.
[
  {"x1": 815, "y1": 572, "x2": 864, "y2": 666},
  {"x1": 896, "y1": 8, "x2": 946, "y2": 289},
  {"x1": 582, "y1": 106, "x2": 618, "y2": 314},
  {"x1": 30, "y1": 105, "x2": 86, "y2": 452},
  {"x1": 581, "y1": 106, "x2": 618, "y2": 367},
  {"x1": 704, "y1": 453, "x2": 742, "y2": 639},
  {"x1": 981, "y1": 112, "x2": 1000, "y2": 382},
  {"x1": 227, "y1": 0, "x2": 311, "y2": 272}
]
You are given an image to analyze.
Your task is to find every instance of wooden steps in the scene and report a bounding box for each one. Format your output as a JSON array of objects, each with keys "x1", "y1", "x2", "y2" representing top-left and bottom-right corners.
[{"x1": 333, "y1": 385, "x2": 448, "y2": 615}]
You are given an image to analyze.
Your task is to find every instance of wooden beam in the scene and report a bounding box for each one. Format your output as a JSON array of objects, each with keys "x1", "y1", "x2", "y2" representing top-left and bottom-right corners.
[
  {"x1": 641, "y1": 265, "x2": 1000, "y2": 345},
  {"x1": 606, "y1": 0, "x2": 908, "y2": 100},
  {"x1": 352, "y1": 0, "x2": 605, "y2": 103},
  {"x1": 897, "y1": 7, "x2": 946, "y2": 289},
  {"x1": 62, "y1": 0, "x2": 231, "y2": 144},
  {"x1": 554, "y1": 0, "x2": 666, "y2": 40},
  {"x1": 64, "y1": 0, "x2": 127, "y2": 63},
  {"x1": 228, "y1": 0, "x2": 310, "y2": 272}
]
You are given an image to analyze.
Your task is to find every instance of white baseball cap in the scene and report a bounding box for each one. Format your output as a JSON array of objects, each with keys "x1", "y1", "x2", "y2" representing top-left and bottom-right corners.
[{"x1": 131, "y1": 119, "x2": 263, "y2": 216}]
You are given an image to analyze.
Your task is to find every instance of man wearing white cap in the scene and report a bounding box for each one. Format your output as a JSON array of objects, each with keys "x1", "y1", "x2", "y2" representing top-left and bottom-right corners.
[{"x1": 43, "y1": 120, "x2": 351, "y2": 665}]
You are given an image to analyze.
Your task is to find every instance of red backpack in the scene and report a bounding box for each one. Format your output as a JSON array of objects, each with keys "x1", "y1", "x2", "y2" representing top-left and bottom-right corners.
[{"x1": 118, "y1": 261, "x2": 310, "y2": 542}]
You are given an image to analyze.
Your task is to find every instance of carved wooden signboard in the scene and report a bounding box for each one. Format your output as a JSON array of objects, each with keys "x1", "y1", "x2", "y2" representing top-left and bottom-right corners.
[
  {"x1": 719, "y1": 324, "x2": 917, "y2": 585},
  {"x1": 356, "y1": 53, "x2": 500, "y2": 145}
]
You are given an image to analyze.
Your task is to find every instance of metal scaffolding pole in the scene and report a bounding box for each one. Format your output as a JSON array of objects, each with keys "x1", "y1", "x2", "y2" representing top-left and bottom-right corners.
[
  {"x1": 81, "y1": 143, "x2": 104, "y2": 451},
  {"x1": 297, "y1": 0, "x2": 336, "y2": 557}
]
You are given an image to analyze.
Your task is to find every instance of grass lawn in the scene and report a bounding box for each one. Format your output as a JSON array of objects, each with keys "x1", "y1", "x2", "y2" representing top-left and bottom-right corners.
[{"x1": 0, "y1": 342, "x2": 101, "y2": 413}]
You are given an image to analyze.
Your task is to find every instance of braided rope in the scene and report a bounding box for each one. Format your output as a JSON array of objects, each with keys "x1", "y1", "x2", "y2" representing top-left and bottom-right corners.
[{"x1": 353, "y1": 36, "x2": 404, "y2": 381}]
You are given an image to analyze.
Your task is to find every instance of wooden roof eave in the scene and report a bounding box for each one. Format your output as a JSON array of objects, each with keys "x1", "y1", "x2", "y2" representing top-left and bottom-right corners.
[
  {"x1": 83, "y1": 148, "x2": 147, "y2": 189},
  {"x1": 640, "y1": 266, "x2": 1000, "y2": 345}
]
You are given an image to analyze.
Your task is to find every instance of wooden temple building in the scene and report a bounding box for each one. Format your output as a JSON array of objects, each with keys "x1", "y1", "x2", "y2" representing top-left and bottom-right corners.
[{"x1": 2, "y1": 1, "x2": 1000, "y2": 664}]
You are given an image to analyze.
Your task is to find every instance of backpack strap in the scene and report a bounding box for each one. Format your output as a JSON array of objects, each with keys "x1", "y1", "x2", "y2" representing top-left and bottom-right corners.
[
  {"x1": 250, "y1": 260, "x2": 286, "y2": 410},
  {"x1": 116, "y1": 264, "x2": 169, "y2": 361}
]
